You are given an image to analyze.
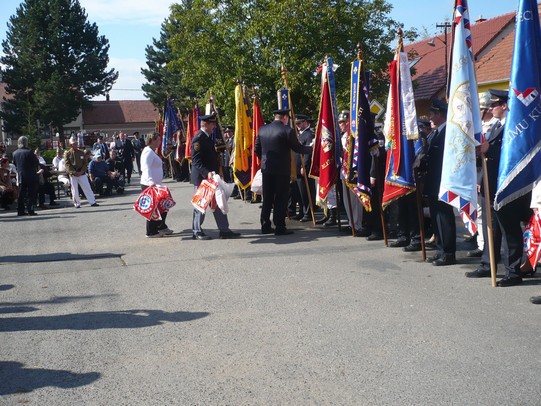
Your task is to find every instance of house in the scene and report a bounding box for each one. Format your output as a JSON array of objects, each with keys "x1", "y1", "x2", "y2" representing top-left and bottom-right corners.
[{"x1": 403, "y1": 6, "x2": 540, "y2": 115}]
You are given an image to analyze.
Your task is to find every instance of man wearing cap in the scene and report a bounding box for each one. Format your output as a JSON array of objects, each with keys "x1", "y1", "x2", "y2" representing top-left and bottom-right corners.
[
  {"x1": 64, "y1": 135, "x2": 98, "y2": 208},
  {"x1": 191, "y1": 114, "x2": 240, "y2": 240},
  {"x1": 294, "y1": 114, "x2": 316, "y2": 222},
  {"x1": 89, "y1": 150, "x2": 113, "y2": 196},
  {"x1": 422, "y1": 99, "x2": 456, "y2": 266},
  {"x1": 254, "y1": 108, "x2": 313, "y2": 235},
  {"x1": 467, "y1": 89, "x2": 533, "y2": 286}
]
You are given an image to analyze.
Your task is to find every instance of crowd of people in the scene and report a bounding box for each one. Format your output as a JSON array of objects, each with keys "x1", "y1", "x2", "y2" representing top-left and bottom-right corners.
[{"x1": 2, "y1": 88, "x2": 540, "y2": 304}]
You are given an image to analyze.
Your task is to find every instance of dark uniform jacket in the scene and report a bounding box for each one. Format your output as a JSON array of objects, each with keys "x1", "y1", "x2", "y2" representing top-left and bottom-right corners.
[
  {"x1": 294, "y1": 127, "x2": 314, "y2": 177},
  {"x1": 422, "y1": 124, "x2": 447, "y2": 197},
  {"x1": 480, "y1": 120, "x2": 503, "y2": 202},
  {"x1": 12, "y1": 148, "x2": 39, "y2": 184},
  {"x1": 254, "y1": 120, "x2": 312, "y2": 176},
  {"x1": 119, "y1": 139, "x2": 134, "y2": 162},
  {"x1": 191, "y1": 130, "x2": 220, "y2": 186}
]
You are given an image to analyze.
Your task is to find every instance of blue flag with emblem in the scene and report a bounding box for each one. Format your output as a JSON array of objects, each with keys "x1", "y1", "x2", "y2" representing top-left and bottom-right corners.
[
  {"x1": 438, "y1": 0, "x2": 482, "y2": 235},
  {"x1": 495, "y1": 0, "x2": 541, "y2": 209},
  {"x1": 162, "y1": 99, "x2": 182, "y2": 158}
]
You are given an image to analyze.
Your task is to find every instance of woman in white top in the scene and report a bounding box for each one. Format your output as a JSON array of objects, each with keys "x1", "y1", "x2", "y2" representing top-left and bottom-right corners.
[{"x1": 140, "y1": 133, "x2": 173, "y2": 238}]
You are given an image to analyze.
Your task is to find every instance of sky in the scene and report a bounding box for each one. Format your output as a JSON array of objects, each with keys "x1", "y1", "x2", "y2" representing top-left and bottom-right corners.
[{"x1": 0, "y1": 0, "x2": 520, "y2": 101}]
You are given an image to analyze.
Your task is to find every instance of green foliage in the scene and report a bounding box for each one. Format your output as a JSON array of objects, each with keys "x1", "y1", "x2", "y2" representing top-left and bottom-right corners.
[
  {"x1": 41, "y1": 149, "x2": 57, "y2": 164},
  {"x1": 142, "y1": 0, "x2": 417, "y2": 122},
  {"x1": 0, "y1": 0, "x2": 118, "y2": 140}
]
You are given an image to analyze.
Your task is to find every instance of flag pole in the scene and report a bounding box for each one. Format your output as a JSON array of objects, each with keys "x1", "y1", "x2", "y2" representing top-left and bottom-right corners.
[
  {"x1": 481, "y1": 154, "x2": 498, "y2": 287},
  {"x1": 375, "y1": 153, "x2": 388, "y2": 246},
  {"x1": 281, "y1": 64, "x2": 316, "y2": 224}
]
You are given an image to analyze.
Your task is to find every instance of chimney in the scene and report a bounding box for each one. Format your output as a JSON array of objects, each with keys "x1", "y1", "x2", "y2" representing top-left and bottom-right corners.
[{"x1": 106, "y1": 93, "x2": 110, "y2": 101}]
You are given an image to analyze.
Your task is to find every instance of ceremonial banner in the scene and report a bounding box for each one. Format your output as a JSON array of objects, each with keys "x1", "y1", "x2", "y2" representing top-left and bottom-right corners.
[
  {"x1": 277, "y1": 86, "x2": 297, "y2": 180},
  {"x1": 310, "y1": 57, "x2": 339, "y2": 200},
  {"x1": 184, "y1": 103, "x2": 200, "y2": 161},
  {"x1": 381, "y1": 45, "x2": 419, "y2": 209},
  {"x1": 162, "y1": 99, "x2": 182, "y2": 158},
  {"x1": 251, "y1": 93, "x2": 264, "y2": 181},
  {"x1": 438, "y1": 0, "x2": 482, "y2": 234},
  {"x1": 233, "y1": 84, "x2": 253, "y2": 189},
  {"x1": 495, "y1": 0, "x2": 541, "y2": 209},
  {"x1": 345, "y1": 58, "x2": 374, "y2": 211}
]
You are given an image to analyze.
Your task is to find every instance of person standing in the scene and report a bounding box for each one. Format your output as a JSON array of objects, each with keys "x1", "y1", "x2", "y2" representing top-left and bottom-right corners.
[
  {"x1": 64, "y1": 135, "x2": 98, "y2": 208},
  {"x1": 191, "y1": 114, "x2": 240, "y2": 240},
  {"x1": 294, "y1": 114, "x2": 316, "y2": 222},
  {"x1": 118, "y1": 132, "x2": 135, "y2": 184},
  {"x1": 254, "y1": 108, "x2": 313, "y2": 235},
  {"x1": 140, "y1": 133, "x2": 173, "y2": 238},
  {"x1": 12, "y1": 136, "x2": 40, "y2": 216},
  {"x1": 422, "y1": 99, "x2": 456, "y2": 266},
  {"x1": 92, "y1": 135, "x2": 110, "y2": 161},
  {"x1": 132, "y1": 132, "x2": 143, "y2": 175}
]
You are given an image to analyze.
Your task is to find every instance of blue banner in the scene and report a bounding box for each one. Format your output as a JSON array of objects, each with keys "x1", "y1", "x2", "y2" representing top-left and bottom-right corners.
[{"x1": 495, "y1": 0, "x2": 541, "y2": 209}]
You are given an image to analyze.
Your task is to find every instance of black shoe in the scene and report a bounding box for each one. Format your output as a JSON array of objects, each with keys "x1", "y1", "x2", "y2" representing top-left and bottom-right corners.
[
  {"x1": 251, "y1": 196, "x2": 262, "y2": 204},
  {"x1": 17, "y1": 212, "x2": 27, "y2": 216},
  {"x1": 497, "y1": 276, "x2": 523, "y2": 287},
  {"x1": 219, "y1": 231, "x2": 241, "y2": 239},
  {"x1": 530, "y1": 296, "x2": 541, "y2": 304},
  {"x1": 49, "y1": 201, "x2": 59, "y2": 206},
  {"x1": 403, "y1": 243, "x2": 422, "y2": 252},
  {"x1": 275, "y1": 228, "x2": 293, "y2": 236},
  {"x1": 28, "y1": 212, "x2": 37, "y2": 216},
  {"x1": 261, "y1": 227, "x2": 275, "y2": 235},
  {"x1": 427, "y1": 253, "x2": 441, "y2": 263},
  {"x1": 357, "y1": 228, "x2": 372, "y2": 237},
  {"x1": 340, "y1": 226, "x2": 353, "y2": 234},
  {"x1": 425, "y1": 240, "x2": 437, "y2": 249},
  {"x1": 91, "y1": 203, "x2": 100, "y2": 207},
  {"x1": 299, "y1": 216, "x2": 311, "y2": 222},
  {"x1": 315, "y1": 216, "x2": 329, "y2": 225},
  {"x1": 465, "y1": 268, "x2": 491, "y2": 278},
  {"x1": 292, "y1": 213, "x2": 304, "y2": 220},
  {"x1": 193, "y1": 232, "x2": 211, "y2": 240},
  {"x1": 390, "y1": 239, "x2": 408, "y2": 248},
  {"x1": 322, "y1": 218, "x2": 337, "y2": 227},
  {"x1": 366, "y1": 233, "x2": 383, "y2": 241},
  {"x1": 38, "y1": 204, "x2": 46, "y2": 209},
  {"x1": 467, "y1": 248, "x2": 483, "y2": 257},
  {"x1": 432, "y1": 255, "x2": 456, "y2": 266}
]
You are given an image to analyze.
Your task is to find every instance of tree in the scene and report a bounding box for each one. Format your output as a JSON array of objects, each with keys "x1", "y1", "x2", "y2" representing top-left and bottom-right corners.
[
  {"x1": 0, "y1": 0, "x2": 118, "y2": 143},
  {"x1": 141, "y1": 17, "x2": 197, "y2": 112},
  {"x1": 143, "y1": 0, "x2": 416, "y2": 123}
]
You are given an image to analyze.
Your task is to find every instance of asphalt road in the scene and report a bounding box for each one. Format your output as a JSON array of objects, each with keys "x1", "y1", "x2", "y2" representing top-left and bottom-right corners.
[{"x1": 1, "y1": 176, "x2": 541, "y2": 405}]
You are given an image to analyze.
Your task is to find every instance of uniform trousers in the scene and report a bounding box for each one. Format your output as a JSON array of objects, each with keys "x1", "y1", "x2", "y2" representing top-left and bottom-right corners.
[
  {"x1": 69, "y1": 174, "x2": 96, "y2": 207},
  {"x1": 192, "y1": 185, "x2": 229, "y2": 234},
  {"x1": 297, "y1": 176, "x2": 316, "y2": 217},
  {"x1": 261, "y1": 174, "x2": 289, "y2": 230},
  {"x1": 428, "y1": 196, "x2": 456, "y2": 256},
  {"x1": 496, "y1": 192, "x2": 532, "y2": 278}
]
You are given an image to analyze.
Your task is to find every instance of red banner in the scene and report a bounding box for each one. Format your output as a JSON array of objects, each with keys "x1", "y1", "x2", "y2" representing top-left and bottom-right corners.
[{"x1": 251, "y1": 95, "x2": 263, "y2": 181}]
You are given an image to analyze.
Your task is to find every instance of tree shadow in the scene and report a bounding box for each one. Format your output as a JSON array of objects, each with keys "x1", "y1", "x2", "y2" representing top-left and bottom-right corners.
[
  {"x1": 0, "y1": 309, "x2": 209, "y2": 332},
  {"x1": 0, "y1": 252, "x2": 123, "y2": 264},
  {"x1": 0, "y1": 284, "x2": 15, "y2": 291},
  {"x1": 0, "y1": 361, "x2": 100, "y2": 395}
]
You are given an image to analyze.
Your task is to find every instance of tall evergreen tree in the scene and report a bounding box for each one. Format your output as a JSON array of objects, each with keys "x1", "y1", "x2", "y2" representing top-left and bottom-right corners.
[{"x1": 0, "y1": 0, "x2": 118, "y2": 143}]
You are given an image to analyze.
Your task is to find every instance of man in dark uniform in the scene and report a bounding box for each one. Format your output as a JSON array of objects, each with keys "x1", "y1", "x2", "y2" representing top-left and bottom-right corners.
[
  {"x1": 468, "y1": 90, "x2": 533, "y2": 286},
  {"x1": 118, "y1": 132, "x2": 135, "y2": 184},
  {"x1": 422, "y1": 99, "x2": 457, "y2": 266},
  {"x1": 12, "y1": 136, "x2": 40, "y2": 216},
  {"x1": 132, "y1": 132, "x2": 143, "y2": 175},
  {"x1": 294, "y1": 114, "x2": 316, "y2": 222},
  {"x1": 254, "y1": 108, "x2": 312, "y2": 235},
  {"x1": 191, "y1": 113, "x2": 240, "y2": 240}
]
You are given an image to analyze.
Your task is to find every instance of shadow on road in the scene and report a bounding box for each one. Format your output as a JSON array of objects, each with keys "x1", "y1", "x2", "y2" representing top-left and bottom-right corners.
[
  {"x1": 0, "y1": 361, "x2": 100, "y2": 396},
  {"x1": 0, "y1": 252, "x2": 123, "y2": 264},
  {"x1": 0, "y1": 309, "x2": 209, "y2": 332}
]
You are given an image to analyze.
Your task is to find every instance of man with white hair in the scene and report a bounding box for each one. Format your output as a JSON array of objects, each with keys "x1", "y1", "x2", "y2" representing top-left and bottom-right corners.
[{"x1": 64, "y1": 135, "x2": 98, "y2": 208}]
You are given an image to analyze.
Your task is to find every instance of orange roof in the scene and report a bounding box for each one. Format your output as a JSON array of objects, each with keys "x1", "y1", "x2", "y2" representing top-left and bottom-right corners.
[
  {"x1": 83, "y1": 100, "x2": 158, "y2": 125},
  {"x1": 0, "y1": 82, "x2": 9, "y2": 101},
  {"x1": 405, "y1": 10, "x2": 515, "y2": 100}
]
